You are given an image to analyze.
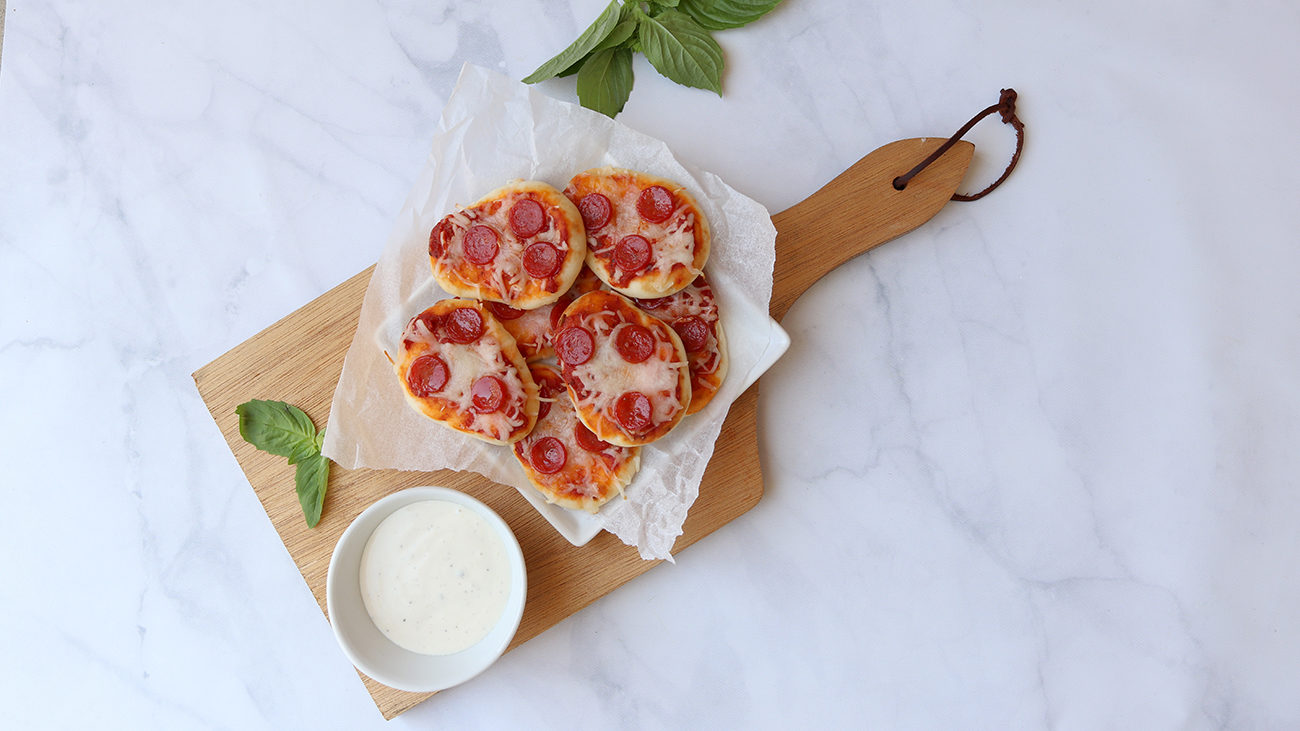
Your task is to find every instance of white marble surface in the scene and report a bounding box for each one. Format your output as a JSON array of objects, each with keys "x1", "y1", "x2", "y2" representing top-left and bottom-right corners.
[{"x1": 2, "y1": 0, "x2": 1299, "y2": 727}]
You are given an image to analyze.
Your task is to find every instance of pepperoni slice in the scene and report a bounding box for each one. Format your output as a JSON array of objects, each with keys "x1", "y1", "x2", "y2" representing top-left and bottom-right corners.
[
  {"x1": 637, "y1": 295, "x2": 670, "y2": 310},
  {"x1": 487, "y1": 301, "x2": 525, "y2": 321},
  {"x1": 429, "y1": 219, "x2": 450, "y2": 258},
  {"x1": 444, "y1": 307, "x2": 485, "y2": 344},
  {"x1": 636, "y1": 185, "x2": 675, "y2": 223},
  {"x1": 529, "y1": 437, "x2": 567, "y2": 474},
  {"x1": 612, "y1": 391, "x2": 653, "y2": 433},
  {"x1": 548, "y1": 295, "x2": 572, "y2": 332},
  {"x1": 406, "y1": 354, "x2": 449, "y2": 397},
  {"x1": 470, "y1": 375, "x2": 506, "y2": 413},
  {"x1": 567, "y1": 375, "x2": 591, "y2": 401},
  {"x1": 508, "y1": 198, "x2": 546, "y2": 238},
  {"x1": 614, "y1": 324, "x2": 655, "y2": 363},
  {"x1": 411, "y1": 310, "x2": 442, "y2": 336},
  {"x1": 614, "y1": 235, "x2": 652, "y2": 273},
  {"x1": 463, "y1": 225, "x2": 499, "y2": 264},
  {"x1": 536, "y1": 377, "x2": 565, "y2": 420},
  {"x1": 574, "y1": 421, "x2": 610, "y2": 453},
  {"x1": 577, "y1": 193, "x2": 612, "y2": 230},
  {"x1": 673, "y1": 316, "x2": 709, "y2": 353},
  {"x1": 541, "y1": 379, "x2": 566, "y2": 400},
  {"x1": 522, "y1": 242, "x2": 562, "y2": 279},
  {"x1": 554, "y1": 326, "x2": 594, "y2": 365}
]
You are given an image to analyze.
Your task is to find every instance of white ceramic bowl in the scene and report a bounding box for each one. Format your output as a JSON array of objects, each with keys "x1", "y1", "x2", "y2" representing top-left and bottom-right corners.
[{"x1": 326, "y1": 486, "x2": 527, "y2": 693}]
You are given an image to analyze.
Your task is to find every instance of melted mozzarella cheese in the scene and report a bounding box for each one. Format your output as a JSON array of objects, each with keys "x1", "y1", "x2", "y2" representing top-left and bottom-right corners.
[
  {"x1": 519, "y1": 385, "x2": 630, "y2": 502},
  {"x1": 568, "y1": 314, "x2": 685, "y2": 429},
  {"x1": 405, "y1": 319, "x2": 528, "y2": 442},
  {"x1": 589, "y1": 187, "x2": 700, "y2": 279},
  {"x1": 644, "y1": 280, "x2": 722, "y2": 376},
  {"x1": 435, "y1": 197, "x2": 569, "y2": 300},
  {"x1": 500, "y1": 303, "x2": 556, "y2": 359}
]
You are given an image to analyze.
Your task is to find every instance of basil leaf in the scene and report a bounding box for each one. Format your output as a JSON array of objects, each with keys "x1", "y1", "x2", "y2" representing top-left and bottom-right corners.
[
  {"x1": 294, "y1": 452, "x2": 330, "y2": 529},
  {"x1": 236, "y1": 399, "x2": 318, "y2": 466},
  {"x1": 637, "y1": 9, "x2": 723, "y2": 95},
  {"x1": 593, "y1": 16, "x2": 639, "y2": 53},
  {"x1": 237, "y1": 399, "x2": 332, "y2": 528},
  {"x1": 677, "y1": 0, "x2": 781, "y2": 30},
  {"x1": 578, "y1": 47, "x2": 635, "y2": 117},
  {"x1": 523, "y1": 0, "x2": 626, "y2": 84},
  {"x1": 556, "y1": 55, "x2": 589, "y2": 78}
]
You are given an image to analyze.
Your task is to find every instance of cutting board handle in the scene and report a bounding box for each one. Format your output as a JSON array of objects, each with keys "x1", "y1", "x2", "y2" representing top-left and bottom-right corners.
[{"x1": 768, "y1": 137, "x2": 974, "y2": 322}]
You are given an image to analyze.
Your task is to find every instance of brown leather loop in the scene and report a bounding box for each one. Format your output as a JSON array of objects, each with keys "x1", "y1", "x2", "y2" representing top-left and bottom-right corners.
[{"x1": 893, "y1": 88, "x2": 1024, "y2": 202}]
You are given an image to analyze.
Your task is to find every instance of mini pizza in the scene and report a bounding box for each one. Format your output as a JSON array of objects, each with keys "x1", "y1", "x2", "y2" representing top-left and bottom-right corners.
[
  {"x1": 429, "y1": 180, "x2": 586, "y2": 309},
  {"x1": 512, "y1": 364, "x2": 641, "y2": 513},
  {"x1": 553, "y1": 291, "x2": 691, "y2": 447},
  {"x1": 564, "y1": 167, "x2": 710, "y2": 299},
  {"x1": 483, "y1": 264, "x2": 606, "y2": 362},
  {"x1": 635, "y1": 275, "x2": 728, "y2": 415},
  {"x1": 395, "y1": 299, "x2": 538, "y2": 445}
]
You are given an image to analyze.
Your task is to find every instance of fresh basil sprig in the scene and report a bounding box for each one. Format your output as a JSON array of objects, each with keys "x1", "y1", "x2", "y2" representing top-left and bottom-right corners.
[
  {"x1": 677, "y1": 0, "x2": 781, "y2": 30},
  {"x1": 524, "y1": 0, "x2": 782, "y2": 117},
  {"x1": 236, "y1": 399, "x2": 331, "y2": 528}
]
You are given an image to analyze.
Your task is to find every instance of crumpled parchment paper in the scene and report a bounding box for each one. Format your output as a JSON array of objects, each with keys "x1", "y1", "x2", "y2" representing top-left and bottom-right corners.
[{"x1": 322, "y1": 64, "x2": 784, "y2": 560}]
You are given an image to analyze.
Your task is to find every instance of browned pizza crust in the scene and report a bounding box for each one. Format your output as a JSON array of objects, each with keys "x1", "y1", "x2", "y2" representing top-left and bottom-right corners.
[
  {"x1": 429, "y1": 180, "x2": 587, "y2": 309},
  {"x1": 512, "y1": 364, "x2": 641, "y2": 513},
  {"x1": 554, "y1": 291, "x2": 691, "y2": 447},
  {"x1": 634, "y1": 275, "x2": 728, "y2": 415},
  {"x1": 395, "y1": 299, "x2": 538, "y2": 445},
  {"x1": 564, "y1": 168, "x2": 710, "y2": 299},
  {"x1": 694, "y1": 320, "x2": 728, "y2": 414},
  {"x1": 488, "y1": 264, "x2": 607, "y2": 362}
]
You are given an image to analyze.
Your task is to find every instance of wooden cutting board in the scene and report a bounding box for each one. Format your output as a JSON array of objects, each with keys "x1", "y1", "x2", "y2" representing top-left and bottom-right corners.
[{"x1": 193, "y1": 137, "x2": 971, "y2": 720}]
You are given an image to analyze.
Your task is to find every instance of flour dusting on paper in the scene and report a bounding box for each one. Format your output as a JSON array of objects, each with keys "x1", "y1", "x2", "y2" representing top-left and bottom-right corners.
[{"x1": 322, "y1": 64, "x2": 782, "y2": 560}]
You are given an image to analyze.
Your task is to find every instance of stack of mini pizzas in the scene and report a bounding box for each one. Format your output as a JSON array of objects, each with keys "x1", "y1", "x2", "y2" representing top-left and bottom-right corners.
[{"x1": 394, "y1": 168, "x2": 728, "y2": 513}]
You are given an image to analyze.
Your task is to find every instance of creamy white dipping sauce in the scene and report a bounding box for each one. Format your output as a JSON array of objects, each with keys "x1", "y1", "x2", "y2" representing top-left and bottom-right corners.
[{"x1": 359, "y1": 500, "x2": 512, "y2": 656}]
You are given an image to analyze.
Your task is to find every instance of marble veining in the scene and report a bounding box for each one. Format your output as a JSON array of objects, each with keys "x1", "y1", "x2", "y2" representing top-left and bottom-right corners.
[{"x1": 2, "y1": 0, "x2": 1299, "y2": 727}]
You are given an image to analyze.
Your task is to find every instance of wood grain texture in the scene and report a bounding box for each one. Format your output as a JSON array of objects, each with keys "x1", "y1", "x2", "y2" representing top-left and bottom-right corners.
[
  {"x1": 770, "y1": 138, "x2": 974, "y2": 321},
  {"x1": 193, "y1": 269, "x2": 762, "y2": 719},
  {"x1": 191, "y1": 136, "x2": 970, "y2": 719}
]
